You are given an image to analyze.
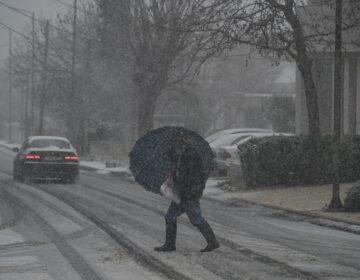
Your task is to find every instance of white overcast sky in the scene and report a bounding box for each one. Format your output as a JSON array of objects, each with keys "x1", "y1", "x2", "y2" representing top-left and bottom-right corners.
[{"x1": 0, "y1": 0, "x2": 76, "y2": 66}]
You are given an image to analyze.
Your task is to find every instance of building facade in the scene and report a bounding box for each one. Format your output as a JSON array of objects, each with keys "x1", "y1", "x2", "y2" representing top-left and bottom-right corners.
[
  {"x1": 296, "y1": 54, "x2": 360, "y2": 135},
  {"x1": 296, "y1": 0, "x2": 360, "y2": 135}
]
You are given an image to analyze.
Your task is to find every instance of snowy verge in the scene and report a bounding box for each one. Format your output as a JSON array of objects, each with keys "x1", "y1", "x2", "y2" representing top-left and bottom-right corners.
[
  {"x1": 0, "y1": 141, "x2": 20, "y2": 151},
  {"x1": 79, "y1": 160, "x2": 134, "y2": 180}
]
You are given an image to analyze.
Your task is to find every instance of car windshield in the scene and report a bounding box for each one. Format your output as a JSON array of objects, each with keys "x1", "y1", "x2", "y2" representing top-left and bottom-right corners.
[{"x1": 28, "y1": 139, "x2": 71, "y2": 149}]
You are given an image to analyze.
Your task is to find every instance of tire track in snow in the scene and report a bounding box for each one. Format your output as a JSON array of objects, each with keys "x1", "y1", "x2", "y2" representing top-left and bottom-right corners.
[
  {"x1": 79, "y1": 181, "x2": 321, "y2": 279},
  {"x1": 0, "y1": 169, "x2": 191, "y2": 280},
  {"x1": 30, "y1": 184, "x2": 198, "y2": 280},
  {"x1": 38, "y1": 179, "x2": 318, "y2": 280},
  {"x1": 2, "y1": 188, "x2": 104, "y2": 280}
]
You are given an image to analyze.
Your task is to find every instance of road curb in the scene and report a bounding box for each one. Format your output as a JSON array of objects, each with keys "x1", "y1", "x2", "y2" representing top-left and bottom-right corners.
[
  {"x1": 227, "y1": 197, "x2": 360, "y2": 235},
  {"x1": 237, "y1": 198, "x2": 360, "y2": 225}
]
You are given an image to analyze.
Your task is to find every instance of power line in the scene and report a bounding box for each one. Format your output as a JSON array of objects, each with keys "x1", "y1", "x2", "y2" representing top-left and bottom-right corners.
[
  {"x1": 0, "y1": 21, "x2": 32, "y2": 41},
  {"x1": 0, "y1": 20, "x2": 75, "y2": 63},
  {"x1": 0, "y1": 0, "x2": 100, "y2": 44},
  {"x1": 52, "y1": 0, "x2": 98, "y2": 17},
  {"x1": 0, "y1": 1, "x2": 72, "y2": 34},
  {"x1": 0, "y1": 1, "x2": 34, "y2": 18}
]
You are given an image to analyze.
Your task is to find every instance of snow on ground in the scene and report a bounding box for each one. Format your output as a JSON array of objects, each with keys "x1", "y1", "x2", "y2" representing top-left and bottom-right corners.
[
  {"x1": 80, "y1": 160, "x2": 107, "y2": 171},
  {"x1": 1, "y1": 177, "x2": 169, "y2": 280},
  {"x1": 89, "y1": 160, "x2": 360, "y2": 234},
  {"x1": 0, "y1": 142, "x2": 20, "y2": 157},
  {"x1": 234, "y1": 184, "x2": 360, "y2": 224},
  {"x1": 0, "y1": 228, "x2": 24, "y2": 246},
  {"x1": 80, "y1": 160, "x2": 131, "y2": 176},
  {"x1": 81, "y1": 160, "x2": 229, "y2": 197},
  {"x1": 0, "y1": 141, "x2": 20, "y2": 150},
  {"x1": 2, "y1": 140, "x2": 359, "y2": 230},
  {"x1": 78, "y1": 158, "x2": 360, "y2": 225},
  {"x1": 203, "y1": 178, "x2": 228, "y2": 197}
]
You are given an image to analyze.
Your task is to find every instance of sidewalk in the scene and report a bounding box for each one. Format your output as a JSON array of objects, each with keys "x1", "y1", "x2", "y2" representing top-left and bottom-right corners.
[{"x1": 227, "y1": 183, "x2": 360, "y2": 224}]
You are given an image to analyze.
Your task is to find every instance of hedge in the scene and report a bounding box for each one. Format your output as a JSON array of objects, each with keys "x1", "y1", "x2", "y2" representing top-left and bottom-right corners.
[
  {"x1": 238, "y1": 135, "x2": 360, "y2": 188},
  {"x1": 344, "y1": 181, "x2": 360, "y2": 211}
]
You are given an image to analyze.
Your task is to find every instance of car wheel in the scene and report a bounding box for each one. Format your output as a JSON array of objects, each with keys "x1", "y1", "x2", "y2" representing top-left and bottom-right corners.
[
  {"x1": 13, "y1": 164, "x2": 18, "y2": 180},
  {"x1": 13, "y1": 168, "x2": 24, "y2": 182},
  {"x1": 17, "y1": 173, "x2": 24, "y2": 182},
  {"x1": 60, "y1": 177, "x2": 68, "y2": 184},
  {"x1": 68, "y1": 174, "x2": 79, "y2": 184},
  {"x1": 67, "y1": 177, "x2": 75, "y2": 184},
  {"x1": 21, "y1": 168, "x2": 31, "y2": 184}
]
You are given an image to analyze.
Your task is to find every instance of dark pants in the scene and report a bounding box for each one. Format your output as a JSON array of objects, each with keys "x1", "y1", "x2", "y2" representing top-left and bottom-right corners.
[{"x1": 165, "y1": 199, "x2": 207, "y2": 226}]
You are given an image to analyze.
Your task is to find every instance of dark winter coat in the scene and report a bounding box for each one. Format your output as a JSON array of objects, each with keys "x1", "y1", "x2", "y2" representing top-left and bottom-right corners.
[{"x1": 169, "y1": 143, "x2": 206, "y2": 200}]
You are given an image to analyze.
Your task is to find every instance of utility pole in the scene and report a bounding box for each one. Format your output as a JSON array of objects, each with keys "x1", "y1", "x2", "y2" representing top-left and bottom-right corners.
[
  {"x1": 20, "y1": 76, "x2": 25, "y2": 140},
  {"x1": 329, "y1": 0, "x2": 344, "y2": 209},
  {"x1": 69, "y1": 0, "x2": 78, "y2": 145},
  {"x1": 8, "y1": 28, "x2": 12, "y2": 143},
  {"x1": 38, "y1": 20, "x2": 50, "y2": 135},
  {"x1": 24, "y1": 70, "x2": 30, "y2": 138},
  {"x1": 71, "y1": 0, "x2": 77, "y2": 86},
  {"x1": 31, "y1": 12, "x2": 35, "y2": 135}
]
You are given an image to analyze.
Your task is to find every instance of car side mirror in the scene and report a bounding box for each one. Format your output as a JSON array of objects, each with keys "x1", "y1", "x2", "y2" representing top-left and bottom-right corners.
[{"x1": 12, "y1": 147, "x2": 20, "y2": 153}]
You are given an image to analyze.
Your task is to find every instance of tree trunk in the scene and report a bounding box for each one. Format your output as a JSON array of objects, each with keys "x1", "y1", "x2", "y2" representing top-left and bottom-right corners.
[
  {"x1": 297, "y1": 61, "x2": 321, "y2": 137},
  {"x1": 66, "y1": 116, "x2": 78, "y2": 150},
  {"x1": 297, "y1": 59, "x2": 322, "y2": 185},
  {"x1": 77, "y1": 118, "x2": 88, "y2": 156},
  {"x1": 283, "y1": 3, "x2": 321, "y2": 137},
  {"x1": 136, "y1": 87, "x2": 158, "y2": 137},
  {"x1": 329, "y1": 0, "x2": 344, "y2": 210}
]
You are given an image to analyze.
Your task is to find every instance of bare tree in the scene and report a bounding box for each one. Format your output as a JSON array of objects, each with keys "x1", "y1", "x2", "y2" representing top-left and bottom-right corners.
[
  {"x1": 11, "y1": 6, "x2": 107, "y2": 154},
  {"x1": 98, "y1": 0, "x2": 219, "y2": 137},
  {"x1": 193, "y1": 0, "x2": 360, "y2": 137}
]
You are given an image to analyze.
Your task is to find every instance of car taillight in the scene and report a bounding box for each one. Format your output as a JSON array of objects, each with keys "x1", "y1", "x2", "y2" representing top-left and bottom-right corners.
[
  {"x1": 25, "y1": 154, "x2": 41, "y2": 159},
  {"x1": 64, "y1": 155, "x2": 79, "y2": 160}
]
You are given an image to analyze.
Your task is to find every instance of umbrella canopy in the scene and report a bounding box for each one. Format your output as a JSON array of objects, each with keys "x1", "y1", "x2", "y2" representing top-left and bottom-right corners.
[{"x1": 129, "y1": 126, "x2": 215, "y2": 194}]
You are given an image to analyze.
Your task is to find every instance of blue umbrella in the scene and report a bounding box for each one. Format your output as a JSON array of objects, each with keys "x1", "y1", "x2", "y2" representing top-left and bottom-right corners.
[{"x1": 129, "y1": 126, "x2": 215, "y2": 194}]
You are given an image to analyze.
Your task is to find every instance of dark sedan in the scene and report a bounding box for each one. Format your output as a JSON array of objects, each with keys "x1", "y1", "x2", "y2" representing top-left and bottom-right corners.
[{"x1": 13, "y1": 136, "x2": 79, "y2": 183}]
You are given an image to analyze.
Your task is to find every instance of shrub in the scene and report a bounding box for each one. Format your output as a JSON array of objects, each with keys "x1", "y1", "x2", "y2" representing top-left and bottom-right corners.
[
  {"x1": 238, "y1": 135, "x2": 360, "y2": 188},
  {"x1": 344, "y1": 181, "x2": 360, "y2": 212}
]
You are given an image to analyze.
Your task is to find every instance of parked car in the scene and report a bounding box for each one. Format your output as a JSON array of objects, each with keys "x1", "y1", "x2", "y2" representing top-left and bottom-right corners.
[
  {"x1": 217, "y1": 133, "x2": 293, "y2": 176},
  {"x1": 209, "y1": 130, "x2": 275, "y2": 156},
  {"x1": 13, "y1": 136, "x2": 79, "y2": 183}
]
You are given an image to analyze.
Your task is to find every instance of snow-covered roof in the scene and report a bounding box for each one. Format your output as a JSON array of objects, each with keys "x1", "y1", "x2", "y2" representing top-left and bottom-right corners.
[
  {"x1": 27, "y1": 136, "x2": 70, "y2": 143},
  {"x1": 206, "y1": 128, "x2": 273, "y2": 142},
  {"x1": 210, "y1": 132, "x2": 275, "y2": 150},
  {"x1": 28, "y1": 147, "x2": 75, "y2": 152}
]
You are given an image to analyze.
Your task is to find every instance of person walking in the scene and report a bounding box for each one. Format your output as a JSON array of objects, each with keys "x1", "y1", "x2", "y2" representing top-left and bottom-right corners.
[{"x1": 154, "y1": 130, "x2": 220, "y2": 253}]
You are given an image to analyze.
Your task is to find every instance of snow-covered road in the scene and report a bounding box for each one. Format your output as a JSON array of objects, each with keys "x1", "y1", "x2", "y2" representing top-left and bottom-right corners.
[{"x1": 0, "y1": 146, "x2": 360, "y2": 279}]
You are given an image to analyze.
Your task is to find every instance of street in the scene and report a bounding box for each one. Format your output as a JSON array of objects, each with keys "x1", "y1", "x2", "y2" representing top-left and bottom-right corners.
[{"x1": 1, "y1": 146, "x2": 360, "y2": 280}]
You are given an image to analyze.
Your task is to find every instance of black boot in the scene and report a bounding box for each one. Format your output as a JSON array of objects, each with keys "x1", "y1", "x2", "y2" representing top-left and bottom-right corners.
[
  {"x1": 154, "y1": 221, "x2": 177, "y2": 252},
  {"x1": 197, "y1": 222, "x2": 220, "y2": 252}
]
